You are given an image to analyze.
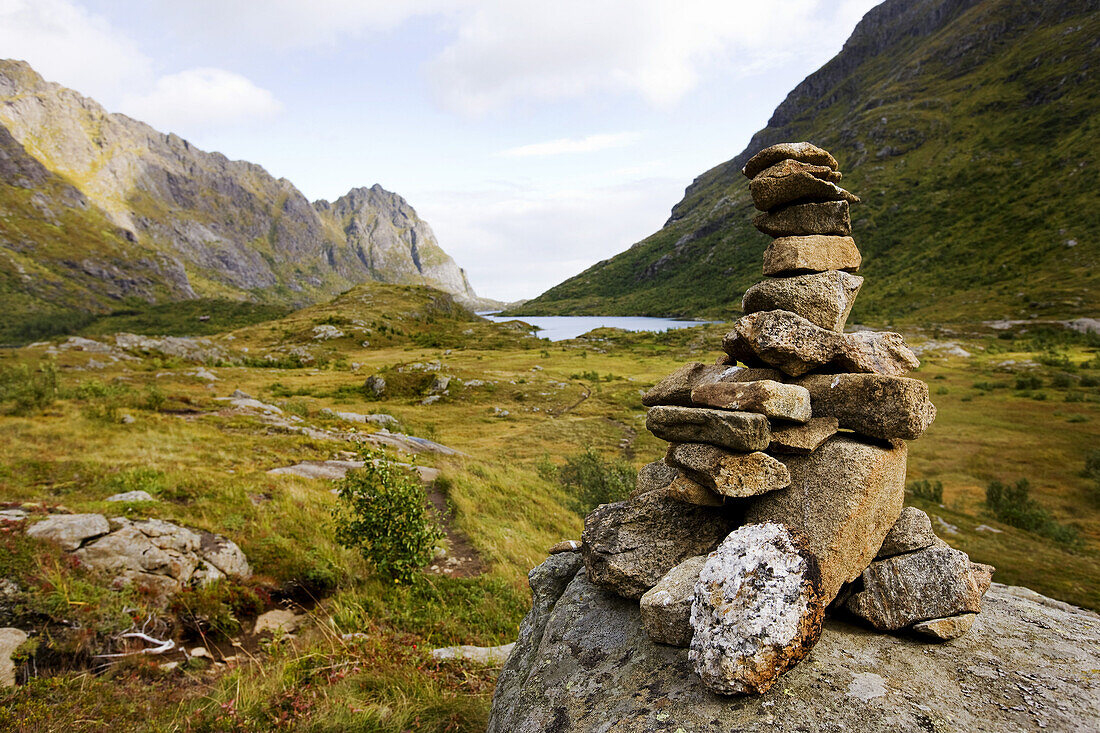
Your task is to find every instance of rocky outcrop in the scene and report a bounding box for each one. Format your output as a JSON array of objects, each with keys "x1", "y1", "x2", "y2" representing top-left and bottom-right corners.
[
  {"x1": 488, "y1": 557, "x2": 1100, "y2": 732},
  {"x1": 0, "y1": 60, "x2": 480, "y2": 316}
]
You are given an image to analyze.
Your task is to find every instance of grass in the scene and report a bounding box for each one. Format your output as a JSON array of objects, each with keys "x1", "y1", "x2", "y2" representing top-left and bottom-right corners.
[{"x1": 0, "y1": 290, "x2": 1098, "y2": 729}]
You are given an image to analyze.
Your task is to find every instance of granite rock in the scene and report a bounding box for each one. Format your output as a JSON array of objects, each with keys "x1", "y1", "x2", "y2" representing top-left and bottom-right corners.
[
  {"x1": 763, "y1": 235, "x2": 861, "y2": 276},
  {"x1": 665, "y1": 443, "x2": 790, "y2": 499},
  {"x1": 639, "y1": 555, "x2": 707, "y2": 647},
  {"x1": 750, "y1": 163, "x2": 859, "y2": 211},
  {"x1": 666, "y1": 474, "x2": 724, "y2": 506},
  {"x1": 836, "y1": 330, "x2": 921, "y2": 377},
  {"x1": 768, "y1": 417, "x2": 839, "y2": 454},
  {"x1": 742, "y1": 142, "x2": 839, "y2": 178},
  {"x1": 742, "y1": 270, "x2": 863, "y2": 332},
  {"x1": 646, "y1": 406, "x2": 771, "y2": 452},
  {"x1": 26, "y1": 514, "x2": 110, "y2": 551},
  {"x1": 631, "y1": 460, "x2": 678, "y2": 497},
  {"x1": 911, "y1": 613, "x2": 977, "y2": 641},
  {"x1": 723, "y1": 310, "x2": 844, "y2": 376},
  {"x1": 877, "y1": 507, "x2": 936, "y2": 558},
  {"x1": 642, "y1": 362, "x2": 782, "y2": 407},
  {"x1": 796, "y1": 373, "x2": 936, "y2": 440},
  {"x1": 690, "y1": 379, "x2": 812, "y2": 422},
  {"x1": 753, "y1": 200, "x2": 851, "y2": 237}
]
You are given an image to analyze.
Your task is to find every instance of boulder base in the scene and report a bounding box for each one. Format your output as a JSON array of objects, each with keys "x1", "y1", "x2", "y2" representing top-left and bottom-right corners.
[{"x1": 488, "y1": 558, "x2": 1100, "y2": 733}]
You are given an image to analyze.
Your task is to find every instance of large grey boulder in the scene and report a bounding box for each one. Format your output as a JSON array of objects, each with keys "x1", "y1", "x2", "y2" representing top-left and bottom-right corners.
[
  {"x1": 26, "y1": 514, "x2": 109, "y2": 551},
  {"x1": 666, "y1": 443, "x2": 791, "y2": 499},
  {"x1": 639, "y1": 555, "x2": 707, "y2": 647},
  {"x1": 745, "y1": 436, "x2": 907, "y2": 602},
  {"x1": 742, "y1": 270, "x2": 863, "y2": 332},
  {"x1": 489, "y1": 558, "x2": 1100, "y2": 733},
  {"x1": 690, "y1": 523, "x2": 824, "y2": 695},
  {"x1": 581, "y1": 488, "x2": 736, "y2": 599},
  {"x1": 646, "y1": 406, "x2": 771, "y2": 452},
  {"x1": 762, "y1": 235, "x2": 861, "y2": 276},
  {"x1": 846, "y1": 545, "x2": 984, "y2": 631},
  {"x1": 797, "y1": 373, "x2": 936, "y2": 440}
]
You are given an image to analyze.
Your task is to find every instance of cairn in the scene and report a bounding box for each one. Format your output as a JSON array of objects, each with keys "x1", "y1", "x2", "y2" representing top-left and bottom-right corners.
[{"x1": 580, "y1": 142, "x2": 993, "y2": 696}]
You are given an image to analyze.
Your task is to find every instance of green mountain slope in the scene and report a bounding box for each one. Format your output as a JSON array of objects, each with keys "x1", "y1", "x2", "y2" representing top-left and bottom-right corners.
[
  {"x1": 515, "y1": 0, "x2": 1100, "y2": 324},
  {"x1": 0, "y1": 60, "x2": 482, "y2": 331}
]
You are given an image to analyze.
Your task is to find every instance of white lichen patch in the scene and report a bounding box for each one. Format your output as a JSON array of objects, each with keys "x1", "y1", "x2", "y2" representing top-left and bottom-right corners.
[{"x1": 689, "y1": 522, "x2": 824, "y2": 695}]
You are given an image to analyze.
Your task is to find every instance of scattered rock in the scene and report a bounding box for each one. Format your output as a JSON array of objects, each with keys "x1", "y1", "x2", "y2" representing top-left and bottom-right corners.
[
  {"x1": 796, "y1": 373, "x2": 936, "y2": 440},
  {"x1": 431, "y1": 643, "x2": 515, "y2": 665},
  {"x1": 429, "y1": 375, "x2": 451, "y2": 394},
  {"x1": 581, "y1": 487, "x2": 736, "y2": 599},
  {"x1": 974, "y1": 524, "x2": 1002, "y2": 533},
  {"x1": 933, "y1": 515, "x2": 959, "y2": 535},
  {"x1": 230, "y1": 389, "x2": 252, "y2": 399},
  {"x1": 876, "y1": 507, "x2": 936, "y2": 558},
  {"x1": 0, "y1": 509, "x2": 28, "y2": 522},
  {"x1": 746, "y1": 436, "x2": 907, "y2": 602},
  {"x1": 743, "y1": 270, "x2": 863, "y2": 332},
  {"x1": 762, "y1": 235, "x2": 861, "y2": 276},
  {"x1": 420, "y1": 395, "x2": 441, "y2": 405},
  {"x1": 665, "y1": 443, "x2": 790, "y2": 499},
  {"x1": 768, "y1": 416, "x2": 839, "y2": 454},
  {"x1": 105, "y1": 490, "x2": 156, "y2": 503},
  {"x1": 646, "y1": 406, "x2": 771, "y2": 452},
  {"x1": 911, "y1": 613, "x2": 977, "y2": 641},
  {"x1": 690, "y1": 379, "x2": 812, "y2": 422},
  {"x1": 742, "y1": 142, "x2": 839, "y2": 178},
  {"x1": 253, "y1": 609, "x2": 305, "y2": 635},
  {"x1": 26, "y1": 513, "x2": 110, "y2": 551},
  {"x1": 192, "y1": 368, "x2": 217, "y2": 381},
  {"x1": 0, "y1": 627, "x2": 27, "y2": 687},
  {"x1": 690, "y1": 523, "x2": 824, "y2": 695},
  {"x1": 364, "y1": 375, "x2": 386, "y2": 396},
  {"x1": 323, "y1": 410, "x2": 400, "y2": 429},
  {"x1": 271, "y1": 460, "x2": 440, "y2": 483},
  {"x1": 639, "y1": 555, "x2": 707, "y2": 647},
  {"x1": 847, "y1": 545, "x2": 984, "y2": 631},
  {"x1": 753, "y1": 200, "x2": 851, "y2": 237},
  {"x1": 971, "y1": 562, "x2": 995, "y2": 595},
  {"x1": 312, "y1": 325, "x2": 344, "y2": 340}
]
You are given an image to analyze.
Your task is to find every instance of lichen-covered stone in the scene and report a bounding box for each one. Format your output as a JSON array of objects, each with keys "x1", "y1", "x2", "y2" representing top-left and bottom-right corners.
[
  {"x1": 768, "y1": 417, "x2": 839, "y2": 454},
  {"x1": 796, "y1": 373, "x2": 936, "y2": 440},
  {"x1": 640, "y1": 555, "x2": 707, "y2": 647},
  {"x1": 763, "y1": 235, "x2": 861, "y2": 276},
  {"x1": 642, "y1": 362, "x2": 782, "y2": 407},
  {"x1": 835, "y1": 330, "x2": 921, "y2": 377},
  {"x1": 912, "y1": 613, "x2": 977, "y2": 641},
  {"x1": 746, "y1": 436, "x2": 907, "y2": 602},
  {"x1": 581, "y1": 488, "x2": 735, "y2": 599},
  {"x1": 488, "y1": 565, "x2": 1100, "y2": 733},
  {"x1": 690, "y1": 379, "x2": 812, "y2": 423},
  {"x1": 690, "y1": 523, "x2": 824, "y2": 695},
  {"x1": 666, "y1": 443, "x2": 791, "y2": 498},
  {"x1": 26, "y1": 514, "x2": 110, "y2": 551},
  {"x1": 877, "y1": 507, "x2": 936, "y2": 558},
  {"x1": 631, "y1": 460, "x2": 678, "y2": 497},
  {"x1": 847, "y1": 545, "x2": 983, "y2": 630},
  {"x1": 750, "y1": 162, "x2": 858, "y2": 211},
  {"x1": 754, "y1": 200, "x2": 851, "y2": 237},
  {"x1": 742, "y1": 270, "x2": 863, "y2": 332},
  {"x1": 723, "y1": 310, "x2": 844, "y2": 376},
  {"x1": 666, "y1": 474, "x2": 724, "y2": 506},
  {"x1": 742, "y1": 142, "x2": 839, "y2": 178},
  {"x1": 646, "y1": 406, "x2": 771, "y2": 452}
]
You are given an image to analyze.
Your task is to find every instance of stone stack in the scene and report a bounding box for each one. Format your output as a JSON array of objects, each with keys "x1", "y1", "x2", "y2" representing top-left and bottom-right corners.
[{"x1": 580, "y1": 142, "x2": 992, "y2": 696}]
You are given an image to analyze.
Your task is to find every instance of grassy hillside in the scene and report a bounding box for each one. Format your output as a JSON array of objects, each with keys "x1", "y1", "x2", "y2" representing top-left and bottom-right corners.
[
  {"x1": 0, "y1": 280, "x2": 1097, "y2": 729},
  {"x1": 514, "y1": 0, "x2": 1099, "y2": 324}
]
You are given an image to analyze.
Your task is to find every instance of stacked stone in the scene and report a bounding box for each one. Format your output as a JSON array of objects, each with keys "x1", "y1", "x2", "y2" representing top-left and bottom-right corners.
[{"x1": 580, "y1": 142, "x2": 993, "y2": 697}]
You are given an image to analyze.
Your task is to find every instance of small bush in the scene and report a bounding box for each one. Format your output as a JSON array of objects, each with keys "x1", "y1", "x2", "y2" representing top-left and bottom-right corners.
[
  {"x1": 907, "y1": 479, "x2": 943, "y2": 503},
  {"x1": 332, "y1": 448, "x2": 444, "y2": 583},
  {"x1": 0, "y1": 362, "x2": 58, "y2": 415},
  {"x1": 985, "y1": 479, "x2": 1080, "y2": 547},
  {"x1": 558, "y1": 448, "x2": 634, "y2": 516},
  {"x1": 1015, "y1": 374, "x2": 1043, "y2": 390}
]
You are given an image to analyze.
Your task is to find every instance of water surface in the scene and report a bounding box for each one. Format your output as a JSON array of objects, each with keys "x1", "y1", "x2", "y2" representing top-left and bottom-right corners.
[{"x1": 481, "y1": 314, "x2": 714, "y2": 342}]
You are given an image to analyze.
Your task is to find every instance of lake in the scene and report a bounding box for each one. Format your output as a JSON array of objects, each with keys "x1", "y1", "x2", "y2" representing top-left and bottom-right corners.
[{"x1": 480, "y1": 314, "x2": 716, "y2": 342}]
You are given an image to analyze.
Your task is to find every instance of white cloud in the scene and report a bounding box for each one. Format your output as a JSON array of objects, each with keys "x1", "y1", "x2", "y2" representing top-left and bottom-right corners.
[
  {"x1": 120, "y1": 68, "x2": 283, "y2": 131},
  {"x1": 416, "y1": 177, "x2": 681, "y2": 301},
  {"x1": 499, "y1": 132, "x2": 641, "y2": 158},
  {"x1": 0, "y1": 0, "x2": 153, "y2": 99}
]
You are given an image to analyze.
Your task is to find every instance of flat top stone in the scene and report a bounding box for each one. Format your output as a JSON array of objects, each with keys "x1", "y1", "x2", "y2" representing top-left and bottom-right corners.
[
  {"x1": 743, "y1": 142, "x2": 839, "y2": 178},
  {"x1": 489, "y1": 561, "x2": 1100, "y2": 733},
  {"x1": 25, "y1": 513, "x2": 110, "y2": 551},
  {"x1": 763, "y1": 235, "x2": 861, "y2": 276}
]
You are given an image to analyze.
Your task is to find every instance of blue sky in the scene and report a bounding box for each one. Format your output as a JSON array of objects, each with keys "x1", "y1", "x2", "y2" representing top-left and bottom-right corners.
[{"x1": 1, "y1": 0, "x2": 882, "y2": 301}]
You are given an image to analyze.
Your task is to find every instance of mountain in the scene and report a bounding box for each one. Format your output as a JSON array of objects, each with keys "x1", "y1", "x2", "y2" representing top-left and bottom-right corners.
[
  {"x1": 514, "y1": 0, "x2": 1100, "y2": 324},
  {"x1": 0, "y1": 59, "x2": 485, "y2": 332}
]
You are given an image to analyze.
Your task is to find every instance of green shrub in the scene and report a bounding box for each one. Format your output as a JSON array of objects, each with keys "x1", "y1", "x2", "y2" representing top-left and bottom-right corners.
[
  {"x1": 558, "y1": 448, "x2": 634, "y2": 516},
  {"x1": 1015, "y1": 374, "x2": 1043, "y2": 390},
  {"x1": 907, "y1": 479, "x2": 943, "y2": 503},
  {"x1": 0, "y1": 361, "x2": 58, "y2": 415},
  {"x1": 332, "y1": 448, "x2": 444, "y2": 583},
  {"x1": 985, "y1": 479, "x2": 1080, "y2": 547}
]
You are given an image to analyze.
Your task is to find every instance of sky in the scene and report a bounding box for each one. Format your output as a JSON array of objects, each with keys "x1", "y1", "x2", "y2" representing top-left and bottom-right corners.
[{"x1": 0, "y1": 0, "x2": 883, "y2": 302}]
